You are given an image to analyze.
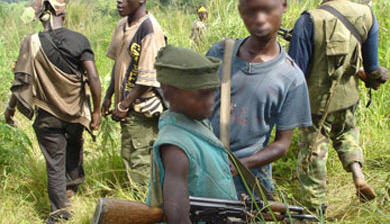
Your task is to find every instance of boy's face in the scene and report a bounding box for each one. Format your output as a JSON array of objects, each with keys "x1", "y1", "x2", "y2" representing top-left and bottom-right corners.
[
  {"x1": 163, "y1": 85, "x2": 216, "y2": 121},
  {"x1": 238, "y1": 0, "x2": 287, "y2": 41},
  {"x1": 116, "y1": 0, "x2": 142, "y2": 17},
  {"x1": 198, "y1": 12, "x2": 208, "y2": 21}
]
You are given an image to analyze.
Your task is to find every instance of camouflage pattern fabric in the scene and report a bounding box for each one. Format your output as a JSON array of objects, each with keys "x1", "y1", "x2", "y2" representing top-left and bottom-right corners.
[
  {"x1": 297, "y1": 104, "x2": 363, "y2": 209},
  {"x1": 120, "y1": 111, "x2": 158, "y2": 187},
  {"x1": 190, "y1": 20, "x2": 207, "y2": 45},
  {"x1": 32, "y1": 0, "x2": 68, "y2": 17}
]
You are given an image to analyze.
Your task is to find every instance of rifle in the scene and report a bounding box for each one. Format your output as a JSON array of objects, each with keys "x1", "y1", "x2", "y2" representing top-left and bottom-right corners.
[
  {"x1": 92, "y1": 196, "x2": 319, "y2": 224},
  {"x1": 278, "y1": 27, "x2": 293, "y2": 42}
]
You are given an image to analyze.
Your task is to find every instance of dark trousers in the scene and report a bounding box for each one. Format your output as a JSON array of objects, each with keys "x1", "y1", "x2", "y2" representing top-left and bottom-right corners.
[{"x1": 33, "y1": 109, "x2": 85, "y2": 215}]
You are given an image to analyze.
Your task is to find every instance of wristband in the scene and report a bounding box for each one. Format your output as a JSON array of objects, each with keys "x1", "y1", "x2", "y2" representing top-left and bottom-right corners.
[{"x1": 117, "y1": 102, "x2": 129, "y2": 113}]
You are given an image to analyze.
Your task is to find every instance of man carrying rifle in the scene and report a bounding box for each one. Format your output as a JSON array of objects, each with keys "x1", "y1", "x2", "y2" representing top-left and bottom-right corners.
[
  {"x1": 4, "y1": 0, "x2": 101, "y2": 222},
  {"x1": 288, "y1": 0, "x2": 388, "y2": 213}
]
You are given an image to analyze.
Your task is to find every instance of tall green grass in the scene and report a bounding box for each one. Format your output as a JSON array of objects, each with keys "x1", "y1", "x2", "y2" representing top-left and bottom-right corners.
[{"x1": 0, "y1": 0, "x2": 389, "y2": 223}]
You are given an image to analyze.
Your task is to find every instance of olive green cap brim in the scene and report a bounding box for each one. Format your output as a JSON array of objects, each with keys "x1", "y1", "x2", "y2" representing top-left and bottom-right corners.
[{"x1": 155, "y1": 45, "x2": 221, "y2": 90}]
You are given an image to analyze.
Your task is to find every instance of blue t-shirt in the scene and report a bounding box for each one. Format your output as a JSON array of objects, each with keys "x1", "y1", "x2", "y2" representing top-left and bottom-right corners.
[
  {"x1": 146, "y1": 111, "x2": 237, "y2": 207},
  {"x1": 207, "y1": 38, "x2": 312, "y2": 194}
]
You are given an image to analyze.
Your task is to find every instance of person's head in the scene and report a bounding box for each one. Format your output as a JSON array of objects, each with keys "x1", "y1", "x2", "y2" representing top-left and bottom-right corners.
[
  {"x1": 116, "y1": 0, "x2": 146, "y2": 17},
  {"x1": 32, "y1": 0, "x2": 67, "y2": 25},
  {"x1": 155, "y1": 45, "x2": 221, "y2": 121},
  {"x1": 197, "y1": 6, "x2": 208, "y2": 21},
  {"x1": 238, "y1": 0, "x2": 287, "y2": 41}
]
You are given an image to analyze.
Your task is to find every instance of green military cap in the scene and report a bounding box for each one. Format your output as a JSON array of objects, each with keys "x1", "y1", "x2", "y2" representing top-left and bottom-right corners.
[{"x1": 155, "y1": 45, "x2": 221, "y2": 90}]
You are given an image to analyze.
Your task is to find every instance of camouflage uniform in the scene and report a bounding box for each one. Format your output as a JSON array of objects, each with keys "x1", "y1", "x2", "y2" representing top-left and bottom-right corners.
[
  {"x1": 291, "y1": 0, "x2": 375, "y2": 209},
  {"x1": 297, "y1": 104, "x2": 363, "y2": 208},
  {"x1": 190, "y1": 20, "x2": 207, "y2": 45}
]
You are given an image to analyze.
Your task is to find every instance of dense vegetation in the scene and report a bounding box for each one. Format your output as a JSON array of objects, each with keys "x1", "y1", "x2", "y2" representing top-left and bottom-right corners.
[{"x1": 0, "y1": 0, "x2": 389, "y2": 223}]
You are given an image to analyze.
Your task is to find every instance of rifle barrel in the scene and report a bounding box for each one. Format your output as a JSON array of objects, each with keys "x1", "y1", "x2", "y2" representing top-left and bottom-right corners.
[
  {"x1": 290, "y1": 214, "x2": 320, "y2": 222},
  {"x1": 190, "y1": 196, "x2": 244, "y2": 206}
]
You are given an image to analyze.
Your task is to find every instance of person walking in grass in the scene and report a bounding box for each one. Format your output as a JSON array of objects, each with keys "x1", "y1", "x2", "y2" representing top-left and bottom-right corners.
[
  {"x1": 190, "y1": 6, "x2": 208, "y2": 45},
  {"x1": 206, "y1": 0, "x2": 312, "y2": 200},
  {"x1": 147, "y1": 45, "x2": 237, "y2": 223},
  {"x1": 4, "y1": 0, "x2": 101, "y2": 222},
  {"x1": 101, "y1": 0, "x2": 166, "y2": 187},
  {"x1": 288, "y1": 0, "x2": 388, "y2": 213}
]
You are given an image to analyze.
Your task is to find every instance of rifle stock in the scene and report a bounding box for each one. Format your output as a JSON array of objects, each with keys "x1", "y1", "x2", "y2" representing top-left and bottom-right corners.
[
  {"x1": 92, "y1": 197, "x2": 318, "y2": 224},
  {"x1": 92, "y1": 198, "x2": 164, "y2": 224}
]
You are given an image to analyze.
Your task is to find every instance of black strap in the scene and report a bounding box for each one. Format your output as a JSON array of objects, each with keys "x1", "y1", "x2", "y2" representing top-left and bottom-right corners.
[
  {"x1": 44, "y1": 31, "x2": 82, "y2": 76},
  {"x1": 319, "y1": 5, "x2": 363, "y2": 45}
]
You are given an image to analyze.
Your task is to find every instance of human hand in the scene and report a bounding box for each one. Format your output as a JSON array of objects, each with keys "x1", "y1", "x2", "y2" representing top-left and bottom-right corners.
[
  {"x1": 358, "y1": 67, "x2": 367, "y2": 82},
  {"x1": 111, "y1": 102, "x2": 128, "y2": 122},
  {"x1": 364, "y1": 67, "x2": 388, "y2": 90},
  {"x1": 229, "y1": 160, "x2": 238, "y2": 177},
  {"x1": 4, "y1": 108, "x2": 16, "y2": 127},
  {"x1": 101, "y1": 97, "x2": 112, "y2": 117},
  {"x1": 90, "y1": 111, "x2": 101, "y2": 131}
]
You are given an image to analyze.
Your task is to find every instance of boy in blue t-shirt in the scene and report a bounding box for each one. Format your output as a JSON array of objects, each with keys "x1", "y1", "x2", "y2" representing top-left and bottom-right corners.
[
  {"x1": 147, "y1": 45, "x2": 237, "y2": 224},
  {"x1": 207, "y1": 0, "x2": 312, "y2": 198}
]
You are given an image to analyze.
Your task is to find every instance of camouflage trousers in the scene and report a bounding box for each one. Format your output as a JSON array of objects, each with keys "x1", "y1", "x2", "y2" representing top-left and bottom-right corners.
[
  {"x1": 297, "y1": 104, "x2": 363, "y2": 209},
  {"x1": 121, "y1": 111, "x2": 158, "y2": 187}
]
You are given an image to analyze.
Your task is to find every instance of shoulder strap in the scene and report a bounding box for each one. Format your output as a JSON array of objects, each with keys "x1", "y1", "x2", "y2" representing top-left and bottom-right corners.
[
  {"x1": 219, "y1": 38, "x2": 235, "y2": 147},
  {"x1": 219, "y1": 39, "x2": 273, "y2": 201},
  {"x1": 43, "y1": 31, "x2": 82, "y2": 76},
  {"x1": 319, "y1": 5, "x2": 363, "y2": 45}
]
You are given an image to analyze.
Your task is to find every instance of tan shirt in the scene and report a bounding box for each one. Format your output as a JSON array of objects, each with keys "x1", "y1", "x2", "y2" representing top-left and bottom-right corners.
[
  {"x1": 12, "y1": 34, "x2": 91, "y2": 130},
  {"x1": 107, "y1": 14, "x2": 166, "y2": 106}
]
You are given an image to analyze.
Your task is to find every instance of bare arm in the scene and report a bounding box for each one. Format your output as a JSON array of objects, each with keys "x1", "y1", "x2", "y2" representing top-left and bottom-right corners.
[
  {"x1": 232, "y1": 129, "x2": 294, "y2": 176},
  {"x1": 111, "y1": 84, "x2": 149, "y2": 122},
  {"x1": 101, "y1": 64, "x2": 115, "y2": 117},
  {"x1": 82, "y1": 60, "x2": 101, "y2": 130},
  {"x1": 160, "y1": 144, "x2": 192, "y2": 224},
  {"x1": 105, "y1": 64, "x2": 116, "y2": 100},
  {"x1": 121, "y1": 84, "x2": 149, "y2": 108}
]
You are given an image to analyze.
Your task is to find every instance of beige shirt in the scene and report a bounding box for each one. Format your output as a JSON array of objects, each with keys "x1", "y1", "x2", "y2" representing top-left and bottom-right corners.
[
  {"x1": 107, "y1": 14, "x2": 166, "y2": 106},
  {"x1": 12, "y1": 34, "x2": 91, "y2": 130}
]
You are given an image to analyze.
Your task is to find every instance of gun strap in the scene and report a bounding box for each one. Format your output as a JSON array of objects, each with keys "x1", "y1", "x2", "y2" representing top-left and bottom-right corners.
[
  {"x1": 219, "y1": 38, "x2": 272, "y2": 201},
  {"x1": 307, "y1": 68, "x2": 343, "y2": 164},
  {"x1": 220, "y1": 38, "x2": 234, "y2": 147},
  {"x1": 319, "y1": 4, "x2": 376, "y2": 108},
  {"x1": 319, "y1": 5, "x2": 363, "y2": 45}
]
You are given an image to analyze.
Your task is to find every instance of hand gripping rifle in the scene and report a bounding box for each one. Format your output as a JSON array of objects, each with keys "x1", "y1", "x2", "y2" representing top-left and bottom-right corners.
[{"x1": 92, "y1": 196, "x2": 319, "y2": 224}]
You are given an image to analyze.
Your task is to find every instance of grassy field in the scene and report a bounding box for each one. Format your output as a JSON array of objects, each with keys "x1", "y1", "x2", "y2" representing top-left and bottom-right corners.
[{"x1": 0, "y1": 0, "x2": 389, "y2": 223}]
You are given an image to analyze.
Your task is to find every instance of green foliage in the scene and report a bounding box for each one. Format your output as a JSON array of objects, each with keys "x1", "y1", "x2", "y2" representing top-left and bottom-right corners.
[
  {"x1": 0, "y1": 0, "x2": 389, "y2": 223},
  {"x1": 0, "y1": 121, "x2": 32, "y2": 171}
]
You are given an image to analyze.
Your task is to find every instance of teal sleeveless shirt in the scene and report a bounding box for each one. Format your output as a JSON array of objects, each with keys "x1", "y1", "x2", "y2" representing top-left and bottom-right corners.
[{"x1": 146, "y1": 111, "x2": 237, "y2": 207}]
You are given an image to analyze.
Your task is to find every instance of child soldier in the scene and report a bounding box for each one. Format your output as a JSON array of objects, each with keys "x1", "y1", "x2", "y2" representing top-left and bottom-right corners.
[
  {"x1": 207, "y1": 0, "x2": 312, "y2": 199},
  {"x1": 190, "y1": 6, "x2": 208, "y2": 45},
  {"x1": 101, "y1": 0, "x2": 166, "y2": 187},
  {"x1": 147, "y1": 45, "x2": 237, "y2": 224},
  {"x1": 4, "y1": 0, "x2": 101, "y2": 222}
]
